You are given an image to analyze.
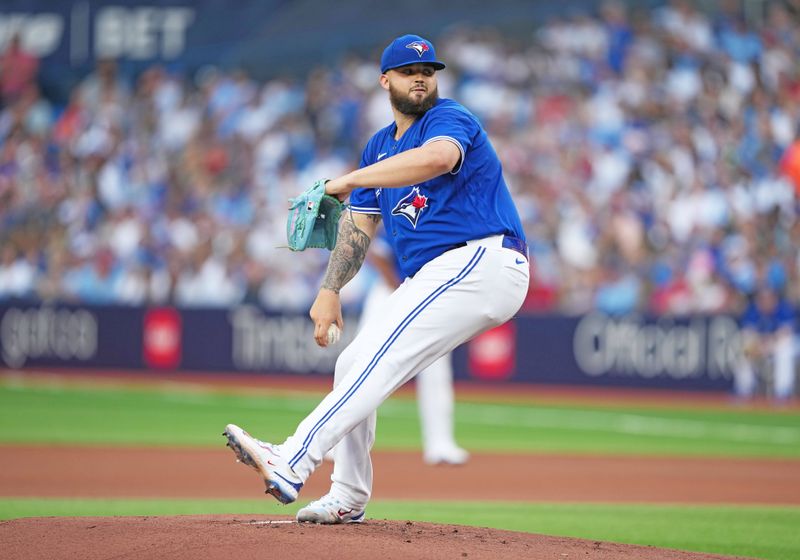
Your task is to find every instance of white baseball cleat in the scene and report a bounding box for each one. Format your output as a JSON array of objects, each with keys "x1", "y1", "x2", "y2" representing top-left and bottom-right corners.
[
  {"x1": 296, "y1": 494, "x2": 366, "y2": 524},
  {"x1": 223, "y1": 423, "x2": 303, "y2": 504},
  {"x1": 424, "y1": 445, "x2": 470, "y2": 466}
]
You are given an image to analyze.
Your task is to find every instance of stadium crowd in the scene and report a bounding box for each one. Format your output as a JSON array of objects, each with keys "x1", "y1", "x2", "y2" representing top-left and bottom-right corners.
[{"x1": 1, "y1": 0, "x2": 799, "y2": 325}]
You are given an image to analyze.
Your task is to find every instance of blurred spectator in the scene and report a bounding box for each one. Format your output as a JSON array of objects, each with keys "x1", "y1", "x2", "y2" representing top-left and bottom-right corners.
[
  {"x1": 656, "y1": 0, "x2": 713, "y2": 53},
  {"x1": 780, "y1": 134, "x2": 800, "y2": 197},
  {"x1": 719, "y1": 16, "x2": 762, "y2": 64},
  {"x1": 0, "y1": 34, "x2": 39, "y2": 106},
  {"x1": 62, "y1": 248, "x2": 121, "y2": 305},
  {"x1": 0, "y1": 243, "x2": 36, "y2": 300},
  {"x1": 600, "y1": 1, "x2": 633, "y2": 75}
]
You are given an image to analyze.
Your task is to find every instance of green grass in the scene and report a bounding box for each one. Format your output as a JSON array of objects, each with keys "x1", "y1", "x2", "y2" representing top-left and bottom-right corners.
[
  {"x1": 1, "y1": 380, "x2": 799, "y2": 457},
  {"x1": 2, "y1": 498, "x2": 798, "y2": 560}
]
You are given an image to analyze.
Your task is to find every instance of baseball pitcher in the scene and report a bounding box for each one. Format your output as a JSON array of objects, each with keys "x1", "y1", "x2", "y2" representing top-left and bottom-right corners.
[{"x1": 225, "y1": 33, "x2": 530, "y2": 524}]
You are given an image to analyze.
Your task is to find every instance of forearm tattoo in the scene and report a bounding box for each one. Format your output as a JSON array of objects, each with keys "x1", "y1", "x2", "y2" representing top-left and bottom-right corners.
[{"x1": 321, "y1": 212, "x2": 380, "y2": 293}]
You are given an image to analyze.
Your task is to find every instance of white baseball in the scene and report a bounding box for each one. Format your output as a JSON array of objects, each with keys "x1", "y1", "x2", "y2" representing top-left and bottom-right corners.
[{"x1": 326, "y1": 324, "x2": 341, "y2": 346}]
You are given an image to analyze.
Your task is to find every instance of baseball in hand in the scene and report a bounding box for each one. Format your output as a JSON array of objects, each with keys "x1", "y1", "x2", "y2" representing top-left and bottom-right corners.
[{"x1": 326, "y1": 324, "x2": 341, "y2": 346}]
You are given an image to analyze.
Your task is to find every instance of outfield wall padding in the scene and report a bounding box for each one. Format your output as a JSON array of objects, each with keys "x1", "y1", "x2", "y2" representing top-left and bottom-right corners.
[{"x1": 0, "y1": 303, "x2": 743, "y2": 391}]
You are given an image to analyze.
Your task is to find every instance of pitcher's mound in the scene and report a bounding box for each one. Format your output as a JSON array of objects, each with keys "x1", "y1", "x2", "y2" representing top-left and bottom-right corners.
[{"x1": 0, "y1": 515, "x2": 742, "y2": 560}]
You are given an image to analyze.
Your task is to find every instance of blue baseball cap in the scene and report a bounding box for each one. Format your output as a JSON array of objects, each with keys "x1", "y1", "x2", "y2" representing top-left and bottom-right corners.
[{"x1": 380, "y1": 34, "x2": 446, "y2": 74}]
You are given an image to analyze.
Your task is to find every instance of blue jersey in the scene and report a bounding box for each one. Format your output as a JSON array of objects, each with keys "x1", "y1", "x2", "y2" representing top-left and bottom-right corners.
[
  {"x1": 742, "y1": 299, "x2": 796, "y2": 333},
  {"x1": 371, "y1": 226, "x2": 403, "y2": 275},
  {"x1": 349, "y1": 98, "x2": 525, "y2": 278}
]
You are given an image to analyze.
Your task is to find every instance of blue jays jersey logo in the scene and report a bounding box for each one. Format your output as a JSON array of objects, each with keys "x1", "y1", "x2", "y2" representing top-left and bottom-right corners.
[
  {"x1": 391, "y1": 186, "x2": 428, "y2": 228},
  {"x1": 406, "y1": 41, "x2": 430, "y2": 57}
]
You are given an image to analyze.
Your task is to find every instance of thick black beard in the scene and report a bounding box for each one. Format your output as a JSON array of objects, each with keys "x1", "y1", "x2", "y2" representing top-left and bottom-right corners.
[{"x1": 389, "y1": 84, "x2": 438, "y2": 116}]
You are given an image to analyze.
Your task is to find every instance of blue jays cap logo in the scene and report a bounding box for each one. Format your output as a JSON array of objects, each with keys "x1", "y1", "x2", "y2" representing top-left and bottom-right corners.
[
  {"x1": 406, "y1": 41, "x2": 430, "y2": 57},
  {"x1": 392, "y1": 186, "x2": 428, "y2": 228}
]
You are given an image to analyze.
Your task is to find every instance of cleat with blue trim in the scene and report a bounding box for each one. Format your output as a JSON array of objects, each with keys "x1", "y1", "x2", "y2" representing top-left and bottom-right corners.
[
  {"x1": 296, "y1": 494, "x2": 366, "y2": 524},
  {"x1": 223, "y1": 423, "x2": 303, "y2": 504}
]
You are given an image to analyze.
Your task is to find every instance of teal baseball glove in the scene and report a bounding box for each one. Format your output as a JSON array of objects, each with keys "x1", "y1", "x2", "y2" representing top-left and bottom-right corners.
[{"x1": 286, "y1": 179, "x2": 345, "y2": 251}]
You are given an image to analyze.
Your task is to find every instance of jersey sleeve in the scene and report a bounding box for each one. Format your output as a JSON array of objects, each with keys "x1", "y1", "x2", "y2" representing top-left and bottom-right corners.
[
  {"x1": 348, "y1": 143, "x2": 381, "y2": 214},
  {"x1": 420, "y1": 105, "x2": 479, "y2": 175},
  {"x1": 349, "y1": 189, "x2": 380, "y2": 214}
]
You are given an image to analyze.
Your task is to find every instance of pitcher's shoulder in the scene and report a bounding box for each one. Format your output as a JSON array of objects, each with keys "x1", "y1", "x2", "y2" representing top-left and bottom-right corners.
[{"x1": 426, "y1": 98, "x2": 479, "y2": 124}]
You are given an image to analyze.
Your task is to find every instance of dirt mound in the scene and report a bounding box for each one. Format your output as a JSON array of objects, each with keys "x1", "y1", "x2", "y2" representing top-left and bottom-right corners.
[{"x1": 1, "y1": 515, "x2": 742, "y2": 560}]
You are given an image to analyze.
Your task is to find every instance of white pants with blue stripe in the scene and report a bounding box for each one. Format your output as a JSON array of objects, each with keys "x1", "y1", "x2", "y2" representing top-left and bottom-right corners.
[
  {"x1": 281, "y1": 236, "x2": 530, "y2": 508},
  {"x1": 361, "y1": 276, "x2": 460, "y2": 459}
]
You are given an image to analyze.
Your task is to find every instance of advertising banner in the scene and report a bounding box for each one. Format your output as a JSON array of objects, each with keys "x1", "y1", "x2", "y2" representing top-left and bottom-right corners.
[
  {"x1": 1, "y1": 303, "x2": 741, "y2": 391},
  {"x1": 455, "y1": 312, "x2": 740, "y2": 391},
  {"x1": 0, "y1": 303, "x2": 355, "y2": 376},
  {"x1": 0, "y1": 303, "x2": 142, "y2": 369}
]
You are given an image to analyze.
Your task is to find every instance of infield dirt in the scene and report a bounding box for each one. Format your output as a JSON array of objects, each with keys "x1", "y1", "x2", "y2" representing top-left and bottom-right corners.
[{"x1": 2, "y1": 446, "x2": 799, "y2": 504}]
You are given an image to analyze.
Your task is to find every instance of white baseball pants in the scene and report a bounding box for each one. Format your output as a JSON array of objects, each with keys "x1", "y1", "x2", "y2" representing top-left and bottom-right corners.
[
  {"x1": 281, "y1": 236, "x2": 529, "y2": 508},
  {"x1": 734, "y1": 331, "x2": 796, "y2": 399},
  {"x1": 360, "y1": 275, "x2": 460, "y2": 459}
]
